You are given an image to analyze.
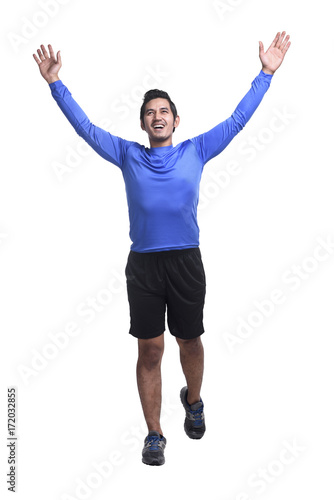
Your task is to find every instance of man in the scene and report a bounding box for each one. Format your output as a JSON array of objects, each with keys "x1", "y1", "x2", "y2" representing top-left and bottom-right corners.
[{"x1": 33, "y1": 31, "x2": 291, "y2": 466}]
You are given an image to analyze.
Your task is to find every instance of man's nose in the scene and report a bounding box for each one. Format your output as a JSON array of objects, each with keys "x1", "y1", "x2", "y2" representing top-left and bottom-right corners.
[{"x1": 156, "y1": 111, "x2": 165, "y2": 120}]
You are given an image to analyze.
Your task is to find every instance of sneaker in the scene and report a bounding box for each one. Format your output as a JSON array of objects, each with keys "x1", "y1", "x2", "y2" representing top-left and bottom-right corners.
[
  {"x1": 142, "y1": 431, "x2": 167, "y2": 466},
  {"x1": 180, "y1": 387, "x2": 206, "y2": 439}
]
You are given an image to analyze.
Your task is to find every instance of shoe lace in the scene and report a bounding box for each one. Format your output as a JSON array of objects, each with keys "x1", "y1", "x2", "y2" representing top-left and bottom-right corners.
[
  {"x1": 147, "y1": 435, "x2": 161, "y2": 451},
  {"x1": 191, "y1": 407, "x2": 204, "y2": 426}
]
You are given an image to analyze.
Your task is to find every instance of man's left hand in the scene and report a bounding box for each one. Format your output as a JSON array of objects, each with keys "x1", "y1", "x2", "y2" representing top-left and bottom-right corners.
[{"x1": 259, "y1": 31, "x2": 291, "y2": 75}]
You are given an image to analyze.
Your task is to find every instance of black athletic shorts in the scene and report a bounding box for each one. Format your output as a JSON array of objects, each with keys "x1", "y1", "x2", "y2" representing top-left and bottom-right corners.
[{"x1": 125, "y1": 247, "x2": 206, "y2": 340}]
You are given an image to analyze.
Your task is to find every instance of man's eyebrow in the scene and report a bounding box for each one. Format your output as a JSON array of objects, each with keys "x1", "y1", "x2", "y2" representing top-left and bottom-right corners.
[{"x1": 146, "y1": 106, "x2": 170, "y2": 113}]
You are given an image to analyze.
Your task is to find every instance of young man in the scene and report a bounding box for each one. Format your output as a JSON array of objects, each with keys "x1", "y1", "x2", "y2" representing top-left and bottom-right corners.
[{"x1": 33, "y1": 32, "x2": 291, "y2": 466}]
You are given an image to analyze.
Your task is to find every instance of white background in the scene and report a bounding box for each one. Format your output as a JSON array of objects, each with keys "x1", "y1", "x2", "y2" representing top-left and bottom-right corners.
[{"x1": 1, "y1": 0, "x2": 334, "y2": 499}]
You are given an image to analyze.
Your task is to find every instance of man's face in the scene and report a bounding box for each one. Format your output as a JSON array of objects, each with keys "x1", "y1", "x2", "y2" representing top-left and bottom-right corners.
[{"x1": 141, "y1": 98, "x2": 180, "y2": 147}]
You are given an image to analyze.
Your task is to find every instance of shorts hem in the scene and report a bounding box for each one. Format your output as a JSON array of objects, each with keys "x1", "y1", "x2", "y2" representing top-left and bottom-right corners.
[
  {"x1": 169, "y1": 328, "x2": 204, "y2": 340},
  {"x1": 129, "y1": 329, "x2": 165, "y2": 340}
]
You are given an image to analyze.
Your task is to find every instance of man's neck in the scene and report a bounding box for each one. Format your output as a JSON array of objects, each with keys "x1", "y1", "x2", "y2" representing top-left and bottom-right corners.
[{"x1": 149, "y1": 139, "x2": 173, "y2": 148}]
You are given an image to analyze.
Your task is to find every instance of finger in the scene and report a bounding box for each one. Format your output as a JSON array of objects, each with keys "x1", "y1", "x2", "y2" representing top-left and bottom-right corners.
[
  {"x1": 269, "y1": 32, "x2": 280, "y2": 50},
  {"x1": 259, "y1": 41, "x2": 264, "y2": 56},
  {"x1": 32, "y1": 52, "x2": 41, "y2": 65},
  {"x1": 276, "y1": 31, "x2": 286, "y2": 48},
  {"x1": 37, "y1": 48, "x2": 45, "y2": 60},
  {"x1": 48, "y1": 44, "x2": 55, "y2": 60},
  {"x1": 57, "y1": 50, "x2": 62, "y2": 65},
  {"x1": 281, "y1": 34, "x2": 290, "y2": 51},
  {"x1": 282, "y1": 40, "x2": 291, "y2": 55},
  {"x1": 40, "y1": 44, "x2": 49, "y2": 58}
]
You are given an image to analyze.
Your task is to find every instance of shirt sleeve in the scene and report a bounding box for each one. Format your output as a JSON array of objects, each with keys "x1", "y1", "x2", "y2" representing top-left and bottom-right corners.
[
  {"x1": 189, "y1": 70, "x2": 273, "y2": 165},
  {"x1": 49, "y1": 80, "x2": 134, "y2": 169}
]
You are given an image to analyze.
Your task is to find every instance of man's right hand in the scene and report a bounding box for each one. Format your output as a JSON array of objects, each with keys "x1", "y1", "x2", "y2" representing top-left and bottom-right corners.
[{"x1": 33, "y1": 44, "x2": 62, "y2": 84}]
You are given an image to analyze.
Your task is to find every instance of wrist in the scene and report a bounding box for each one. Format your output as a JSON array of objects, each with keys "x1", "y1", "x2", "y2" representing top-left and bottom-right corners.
[
  {"x1": 261, "y1": 67, "x2": 274, "y2": 76},
  {"x1": 46, "y1": 75, "x2": 60, "y2": 84}
]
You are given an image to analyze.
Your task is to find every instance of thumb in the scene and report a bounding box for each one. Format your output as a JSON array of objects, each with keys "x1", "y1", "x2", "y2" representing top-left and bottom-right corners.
[
  {"x1": 57, "y1": 50, "x2": 62, "y2": 65},
  {"x1": 259, "y1": 41, "x2": 264, "y2": 57}
]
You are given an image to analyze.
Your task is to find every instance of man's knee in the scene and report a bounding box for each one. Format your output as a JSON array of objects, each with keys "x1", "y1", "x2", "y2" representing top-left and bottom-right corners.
[
  {"x1": 138, "y1": 334, "x2": 164, "y2": 368},
  {"x1": 176, "y1": 336, "x2": 203, "y2": 351}
]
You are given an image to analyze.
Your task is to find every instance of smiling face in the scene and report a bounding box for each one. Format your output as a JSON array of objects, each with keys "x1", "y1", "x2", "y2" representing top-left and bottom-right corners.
[{"x1": 140, "y1": 97, "x2": 180, "y2": 148}]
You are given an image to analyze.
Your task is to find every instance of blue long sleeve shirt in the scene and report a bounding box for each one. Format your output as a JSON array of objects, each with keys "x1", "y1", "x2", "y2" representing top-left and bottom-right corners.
[{"x1": 49, "y1": 70, "x2": 272, "y2": 252}]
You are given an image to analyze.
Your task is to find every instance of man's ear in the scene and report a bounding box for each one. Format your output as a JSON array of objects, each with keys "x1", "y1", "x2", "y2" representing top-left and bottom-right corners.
[
  {"x1": 140, "y1": 119, "x2": 146, "y2": 131},
  {"x1": 174, "y1": 115, "x2": 180, "y2": 129}
]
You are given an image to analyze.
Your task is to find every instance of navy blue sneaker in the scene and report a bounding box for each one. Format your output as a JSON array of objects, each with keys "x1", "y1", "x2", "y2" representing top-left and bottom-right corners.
[
  {"x1": 180, "y1": 387, "x2": 206, "y2": 439},
  {"x1": 142, "y1": 431, "x2": 167, "y2": 466}
]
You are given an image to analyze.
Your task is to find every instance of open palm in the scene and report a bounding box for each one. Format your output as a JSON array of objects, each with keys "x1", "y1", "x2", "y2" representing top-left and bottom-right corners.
[
  {"x1": 259, "y1": 32, "x2": 291, "y2": 75},
  {"x1": 33, "y1": 44, "x2": 61, "y2": 82}
]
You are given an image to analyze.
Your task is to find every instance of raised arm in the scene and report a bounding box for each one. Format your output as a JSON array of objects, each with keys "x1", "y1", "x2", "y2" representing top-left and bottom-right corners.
[
  {"x1": 190, "y1": 31, "x2": 291, "y2": 165},
  {"x1": 32, "y1": 44, "x2": 133, "y2": 168}
]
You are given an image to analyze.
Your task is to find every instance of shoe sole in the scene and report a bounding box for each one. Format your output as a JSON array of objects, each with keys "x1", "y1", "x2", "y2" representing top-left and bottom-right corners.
[{"x1": 142, "y1": 457, "x2": 165, "y2": 466}]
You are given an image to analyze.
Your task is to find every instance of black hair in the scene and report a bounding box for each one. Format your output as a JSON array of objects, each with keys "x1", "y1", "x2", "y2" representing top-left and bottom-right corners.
[{"x1": 140, "y1": 89, "x2": 178, "y2": 132}]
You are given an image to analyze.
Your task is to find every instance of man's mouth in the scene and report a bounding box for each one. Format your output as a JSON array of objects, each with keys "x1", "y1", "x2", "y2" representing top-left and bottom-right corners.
[{"x1": 153, "y1": 124, "x2": 165, "y2": 130}]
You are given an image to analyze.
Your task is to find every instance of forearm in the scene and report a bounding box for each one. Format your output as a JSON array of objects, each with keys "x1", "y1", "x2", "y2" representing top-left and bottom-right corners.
[
  {"x1": 48, "y1": 80, "x2": 131, "y2": 168},
  {"x1": 49, "y1": 79, "x2": 92, "y2": 135},
  {"x1": 231, "y1": 70, "x2": 273, "y2": 131},
  {"x1": 191, "y1": 70, "x2": 273, "y2": 164}
]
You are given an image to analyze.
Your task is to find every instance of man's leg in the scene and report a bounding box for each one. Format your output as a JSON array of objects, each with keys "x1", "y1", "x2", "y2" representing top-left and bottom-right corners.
[
  {"x1": 137, "y1": 333, "x2": 165, "y2": 436},
  {"x1": 176, "y1": 336, "x2": 204, "y2": 405}
]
